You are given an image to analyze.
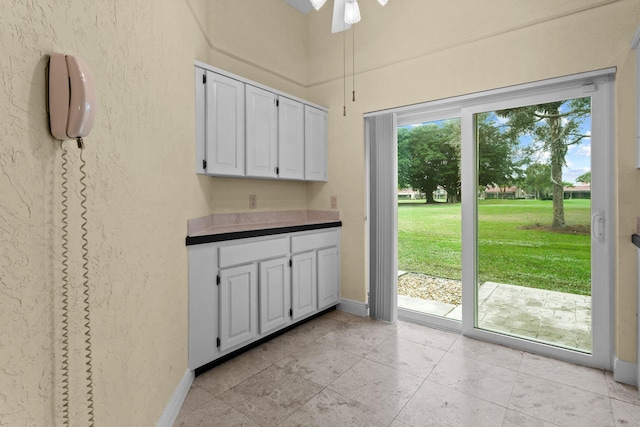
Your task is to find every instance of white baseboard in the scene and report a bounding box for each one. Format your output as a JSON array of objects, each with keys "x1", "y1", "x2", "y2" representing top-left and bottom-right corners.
[
  {"x1": 337, "y1": 298, "x2": 369, "y2": 317},
  {"x1": 156, "y1": 368, "x2": 194, "y2": 427},
  {"x1": 613, "y1": 358, "x2": 637, "y2": 387}
]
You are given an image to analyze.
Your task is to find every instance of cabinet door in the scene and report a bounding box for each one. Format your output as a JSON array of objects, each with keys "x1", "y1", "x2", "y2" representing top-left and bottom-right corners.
[
  {"x1": 291, "y1": 252, "x2": 317, "y2": 320},
  {"x1": 278, "y1": 97, "x2": 305, "y2": 180},
  {"x1": 246, "y1": 85, "x2": 278, "y2": 178},
  {"x1": 259, "y1": 257, "x2": 291, "y2": 334},
  {"x1": 205, "y1": 71, "x2": 245, "y2": 176},
  {"x1": 304, "y1": 106, "x2": 328, "y2": 181},
  {"x1": 195, "y1": 68, "x2": 206, "y2": 174},
  {"x1": 219, "y1": 264, "x2": 258, "y2": 352},
  {"x1": 317, "y1": 247, "x2": 340, "y2": 310},
  {"x1": 188, "y1": 243, "x2": 218, "y2": 370}
]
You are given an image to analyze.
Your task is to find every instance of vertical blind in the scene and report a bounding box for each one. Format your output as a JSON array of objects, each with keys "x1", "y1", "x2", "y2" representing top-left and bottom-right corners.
[{"x1": 366, "y1": 113, "x2": 398, "y2": 323}]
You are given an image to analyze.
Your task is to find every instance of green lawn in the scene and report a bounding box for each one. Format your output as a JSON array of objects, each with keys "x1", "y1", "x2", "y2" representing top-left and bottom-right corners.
[{"x1": 398, "y1": 199, "x2": 591, "y2": 295}]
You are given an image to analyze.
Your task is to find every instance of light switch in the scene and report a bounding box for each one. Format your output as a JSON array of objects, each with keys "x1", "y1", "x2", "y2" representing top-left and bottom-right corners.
[
  {"x1": 331, "y1": 196, "x2": 337, "y2": 209},
  {"x1": 249, "y1": 195, "x2": 257, "y2": 209}
]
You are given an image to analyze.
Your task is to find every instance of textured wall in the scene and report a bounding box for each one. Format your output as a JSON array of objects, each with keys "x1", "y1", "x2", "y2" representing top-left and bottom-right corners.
[
  {"x1": 0, "y1": 0, "x2": 308, "y2": 425},
  {"x1": 304, "y1": 0, "x2": 640, "y2": 363}
]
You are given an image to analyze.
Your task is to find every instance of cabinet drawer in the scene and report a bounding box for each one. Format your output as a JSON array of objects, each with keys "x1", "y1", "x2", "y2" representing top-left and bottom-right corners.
[
  {"x1": 291, "y1": 230, "x2": 338, "y2": 253},
  {"x1": 219, "y1": 237, "x2": 289, "y2": 268}
]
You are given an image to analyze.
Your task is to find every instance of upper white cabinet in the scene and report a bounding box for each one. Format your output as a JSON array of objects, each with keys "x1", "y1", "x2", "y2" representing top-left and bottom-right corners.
[
  {"x1": 246, "y1": 85, "x2": 278, "y2": 178},
  {"x1": 195, "y1": 62, "x2": 328, "y2": 181},
  {"x1": 304, "y1": 106, "x2": 328, "y2": 181},
  {"x1": 203, "y1": 71, "x2": 245, "y2": 177},
  {"x1": 278, "y1": 97, "x2": 305, "y2": 180}
]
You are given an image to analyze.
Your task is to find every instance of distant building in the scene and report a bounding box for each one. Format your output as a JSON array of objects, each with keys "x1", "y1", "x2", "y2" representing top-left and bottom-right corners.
[
  {"x1": 398, "y1": 188, "x2": 422, "y2": 200},
  {"x1": 480, "y1": 182, "x2": 591, "y2": 200},
  {"x1": 482, "y1": 186, "x2": 527, "y2": 199},
  {"x1": 564, "y1": 182, "x2": 591, "y2": 199}
]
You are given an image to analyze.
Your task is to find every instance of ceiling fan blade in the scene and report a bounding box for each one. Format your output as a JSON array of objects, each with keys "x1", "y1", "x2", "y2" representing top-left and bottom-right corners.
[{"x1": 331, "y1": 0, "x2": 351, "y2": 33}]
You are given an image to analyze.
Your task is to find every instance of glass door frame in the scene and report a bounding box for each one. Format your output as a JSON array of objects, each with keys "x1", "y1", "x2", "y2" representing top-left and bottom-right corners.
[{"x1": 460, "y1": 76, "x2": 614, "y2": 370}]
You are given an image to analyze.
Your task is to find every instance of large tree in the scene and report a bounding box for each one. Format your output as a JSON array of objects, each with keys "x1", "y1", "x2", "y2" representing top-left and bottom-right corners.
[
  {"x1": 399, "y1": 120, "x2": 461, "y2": 203},
  {"x1": 521, "y1": 163, "x2": 552, "y2": 199},
  {"x1": 477, "y1": 112, "x2": 522, "y2": 189},
  {"x1": 496, "y1": 99, "x2": 590, "y2": 227},
  {"x1": 397, "y1": 127, "x2": 412, "y2": 190}
]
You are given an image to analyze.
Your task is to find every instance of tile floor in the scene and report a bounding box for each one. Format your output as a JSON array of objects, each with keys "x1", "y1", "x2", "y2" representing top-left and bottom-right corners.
[{"x1": 174, "y1": 310, "x2": 640, "y2": 427}]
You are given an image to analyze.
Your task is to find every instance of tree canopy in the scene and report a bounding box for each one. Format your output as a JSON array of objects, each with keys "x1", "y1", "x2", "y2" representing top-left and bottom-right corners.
[
  {"x1": 398, "y1": 120, "x2": 461, "y2": 203},
  {"x1": 496, "y1": 98, "x2": 590, "y2": 227},
  {"x1": 576, "y1": 171, "x2": 591, "y2": 184}
]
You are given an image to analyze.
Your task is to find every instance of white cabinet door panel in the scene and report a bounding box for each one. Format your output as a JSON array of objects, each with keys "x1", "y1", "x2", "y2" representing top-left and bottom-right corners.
[
  {"x1": 246, "y1": 85, "x2": 278, "y2": 178},
  {"x1": 205, "y1": 71, "x2": 245, "y2": 176},
  {"x1": 278, "y1": 97, "x2": 305, "y2": 180},
  {"x1": 317, "y1": 247, "x2": 339, "y2": 310},
  {"x1": 188, "y1": 243, "x2": 218, "y2": 370},
  {"x1": 292, "y1": 252, "x2": 317, "y2": 320},
  {"x1": 219, "y1": 264, "x2": 258, "y2": 351},
  {"x1": 259, "y1": 257, "x2": 291, "y2": 334},
  {"x1": 304, "y1": 105, "x2": 327, "y2": 181}
]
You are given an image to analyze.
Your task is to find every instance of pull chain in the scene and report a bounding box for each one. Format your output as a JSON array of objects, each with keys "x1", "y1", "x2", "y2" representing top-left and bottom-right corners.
[
  {"x1": 352, "y1": 25, "x2": 356, "y2": 102},
  {"x1": 343, "y1": 25, "x2": 346, "y2": 116}
]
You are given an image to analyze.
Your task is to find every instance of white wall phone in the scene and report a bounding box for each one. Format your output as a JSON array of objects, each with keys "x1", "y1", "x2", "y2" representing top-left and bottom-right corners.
[
  {"x1": 47, "y1": 52, "x2": 97, "y2": 427},
  {"x1": 48, "y1": 53, "x2": 96, "y2": 141}
]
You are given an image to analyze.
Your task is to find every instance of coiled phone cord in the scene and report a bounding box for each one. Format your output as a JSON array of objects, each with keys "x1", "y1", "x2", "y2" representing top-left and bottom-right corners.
[
  {"x1": 59, "y1": 140, "x2": 95, "y2": 427},
  {"x1": 78, "y1": 139, "x2": 95, "y2": 427},
  {"x1": 60, "y1": 141, "x2": 71, "y2": 426}
]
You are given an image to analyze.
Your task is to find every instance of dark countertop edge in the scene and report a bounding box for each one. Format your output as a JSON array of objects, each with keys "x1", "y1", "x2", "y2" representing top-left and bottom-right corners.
[
  {"x1": 633, "y1": 234, "x2": 640, "y2": 249},
  {"x1": 186, "y1": 221, "x2": 342, "y2": 246}
]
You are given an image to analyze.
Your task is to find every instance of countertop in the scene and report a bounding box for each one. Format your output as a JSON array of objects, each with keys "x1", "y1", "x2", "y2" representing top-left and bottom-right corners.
[{"x1": 186, "y1": 210, "x2": 341, "y2": 246}]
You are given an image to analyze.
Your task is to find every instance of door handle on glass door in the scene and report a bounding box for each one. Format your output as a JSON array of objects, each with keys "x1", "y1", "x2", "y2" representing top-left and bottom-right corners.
[{"x1": 592, "y1": 211, "x2": 604, "y2": 241}]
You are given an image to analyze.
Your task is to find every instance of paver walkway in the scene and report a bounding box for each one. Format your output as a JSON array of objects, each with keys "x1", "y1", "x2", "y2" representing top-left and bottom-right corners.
[{"x1": 398, "y1": 281, "x2": 591, "y2": 352}]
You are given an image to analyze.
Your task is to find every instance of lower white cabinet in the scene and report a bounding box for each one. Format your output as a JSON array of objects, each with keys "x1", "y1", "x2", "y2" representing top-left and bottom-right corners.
[
  {"x1": 291, "y1": 252, "x2": 317, "y2": 321},
  {"x1": 219, "y1": 264, "x2": 258, "y2": 352},
  {"x1": 188, "y1": 227, "x2": 341, "y2": 370},
  {"x1": 318, "y1": 247, "x2": 339, "y2": 310},
  {"x1": 259, "y1": 257, "x2": 291, "y2": 334}
]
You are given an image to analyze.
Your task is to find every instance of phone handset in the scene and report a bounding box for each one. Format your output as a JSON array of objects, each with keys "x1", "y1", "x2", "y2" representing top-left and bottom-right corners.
[
  {"x1": 48, "y1": 53, "x2": 96, "y2": 141},
  {"x1": 48, "y1": 53, "x2": 96, "y2": 426}
]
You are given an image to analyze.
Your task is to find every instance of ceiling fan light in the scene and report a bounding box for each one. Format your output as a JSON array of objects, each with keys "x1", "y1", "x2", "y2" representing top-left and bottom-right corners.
[
  {"x1": 344, "y1": 0, "x2": 361, "y2": 24},
  {"x1": 309, "y1": 0, "x2": 327, "y2": 10},
  {"x1": 377, "y1": 0, "x2": 389, "y2": 5}
]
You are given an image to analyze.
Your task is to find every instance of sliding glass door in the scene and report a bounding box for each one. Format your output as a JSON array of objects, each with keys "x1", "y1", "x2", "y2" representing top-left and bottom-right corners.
[
  {"x1": 388, "y1": 70, "x2": 613, "y2": 369},
  {"x1": 460, "y1": 81, "x2": 613, "y2": 368},
  {"x1": 475, "y1": 97, "x2": 593, "y2": 353}
]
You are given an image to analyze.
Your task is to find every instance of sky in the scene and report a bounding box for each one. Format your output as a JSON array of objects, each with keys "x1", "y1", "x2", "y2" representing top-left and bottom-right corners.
[{"x1": 563, "y1": 126, "x2": 591, "y2": 184}]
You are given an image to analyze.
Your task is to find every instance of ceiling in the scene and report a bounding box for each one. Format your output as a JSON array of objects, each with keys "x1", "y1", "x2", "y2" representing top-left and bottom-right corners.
[{"x1": 283, "y1": 0, "x2": 313, "y2": 14}]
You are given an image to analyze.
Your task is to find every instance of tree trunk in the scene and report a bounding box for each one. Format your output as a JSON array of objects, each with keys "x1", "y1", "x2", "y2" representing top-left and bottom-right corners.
[
  {"x1": 424, "y1": 192, "x2": 434, "y2": 204},
  {"x1": 550, "y1": 112, "x2": 566, "y2": 228}
]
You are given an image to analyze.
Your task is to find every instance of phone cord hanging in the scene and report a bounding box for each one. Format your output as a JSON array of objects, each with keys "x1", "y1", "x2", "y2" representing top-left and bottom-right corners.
[
  {"x1": 78, "y1": 138, "x2": 96, "y2": 427},
  {"x1": 60, "y1": 142, "x2": 71, "y2": 426}
]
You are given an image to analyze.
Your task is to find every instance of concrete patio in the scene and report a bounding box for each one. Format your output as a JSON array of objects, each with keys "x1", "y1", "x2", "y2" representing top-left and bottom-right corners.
[{"x1": 398, "y1": 281, "x2": 592, "y2": 352}]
